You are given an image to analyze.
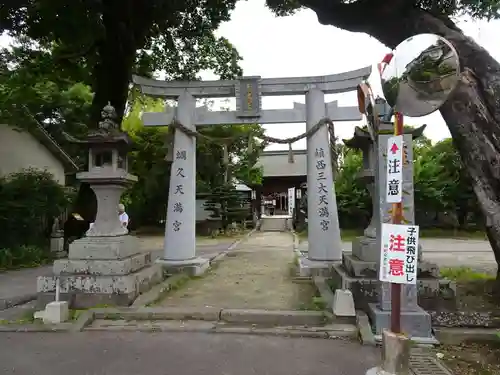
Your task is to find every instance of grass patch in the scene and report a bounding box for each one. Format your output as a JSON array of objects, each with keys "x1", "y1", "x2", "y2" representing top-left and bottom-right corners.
[
  {"x1": 0, "y1": 308, "x2": 37, "y2": 325},
  {"x1": 421, "y1": 228, "x2": 487, "y2": 240},
  {"x1": 441, "y1": 267, "x2": 495, "y2": 282},
  {"x1": 440, "y1": 267, "x2": 500, "y2": 312},
  {"x1": 297, "y1": 286, "x2": 326, "y2": 311},
  {"x1": 326, "y1": 278, "x2": 339, "y2": 291}
]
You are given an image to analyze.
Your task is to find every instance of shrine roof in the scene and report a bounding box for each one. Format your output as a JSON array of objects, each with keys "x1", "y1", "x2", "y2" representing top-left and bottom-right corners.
[{"x1": 256, "y1": 149, "x2": 307, "y2": 177}]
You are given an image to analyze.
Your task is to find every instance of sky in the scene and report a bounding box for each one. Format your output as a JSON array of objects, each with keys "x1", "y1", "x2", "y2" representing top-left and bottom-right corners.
[
  {"x1": 2, "y1": 0, "x2": 500, "y2": 151},
  {"x1": 205, "y1": 0, "x2": 500, "y2": 150}
]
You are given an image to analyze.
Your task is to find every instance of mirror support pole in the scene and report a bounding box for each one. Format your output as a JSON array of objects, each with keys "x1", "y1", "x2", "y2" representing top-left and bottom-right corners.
[{"x1": 383, "y1": 107, "x2": 394, "y2": 123}]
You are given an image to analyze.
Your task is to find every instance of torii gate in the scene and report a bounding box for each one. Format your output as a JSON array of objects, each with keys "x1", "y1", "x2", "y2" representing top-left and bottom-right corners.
[{"x1": 133, "y1": 66, "x2": 371, "y2": 271}]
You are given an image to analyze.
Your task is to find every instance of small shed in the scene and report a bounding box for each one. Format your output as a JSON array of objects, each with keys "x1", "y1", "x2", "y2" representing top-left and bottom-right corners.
[{"x1": 0, "y1": 123, "x2": 78, "y2": 184}]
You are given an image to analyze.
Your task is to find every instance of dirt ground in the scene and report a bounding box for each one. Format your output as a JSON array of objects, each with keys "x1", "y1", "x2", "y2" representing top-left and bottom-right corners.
[
  {"x1": 158, "y1": 231, "x2": 316, "y2": 310},
  {"x1": 440, "y1": 342, "x2": 500, "y2": 375},
  {"x1": 438, "y1": 270, "x2": 500, "y2": 375}
]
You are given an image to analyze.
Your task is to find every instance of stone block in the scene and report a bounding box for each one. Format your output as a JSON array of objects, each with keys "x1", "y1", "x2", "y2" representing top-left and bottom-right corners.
[
  {"x1": 367, "y1": 302, "x2": 433, "y2": 338},
  {"x1": 157, "y1": 257, "x2": 210, "y2": 277},
  {"x1": 380, "y1": 329, "x2": 411, "y2": 374},
  {"x1": 37, "y1": 264, "x2": 162, "y2": 309},
  {"x1": 50, "y1": 237, "x2": 65, "y2": 254},
  {"x1": 342, "y1": 253, "x2": 377, "y2": 277},
  {"x1": 331, "y1": 264, "x2": 456, "y2": 311},
  {"x1": 352, "y1": 236, "x2": 378, "y2": 263},
  {"x1": 35, "y1": 301, "x2": 70, "y2": 324},
  {"x1": 379, "y1": 282, "x2": 419, "y2": 312},
  {"x1": 45, "y1": 301, "x2": 70, "y2": 323},
  {"x1": 330, "y1": 264, "x2": 379, "y2": 309},
  {"x1": 297, "y1": 257, "x2": 337, "y2": 277},
  {"x1": 53, "y1": 252, "x2": 151, "y2": 276},
  {"x1": 343, "y1": 252, "x2": 441, "y2": 279},
  {"x1": 332, "y1": 289, "x2": 356, "y2": 324},
  {"x1": 68, "y1": 235, "x2": 140, "y2": 260}
]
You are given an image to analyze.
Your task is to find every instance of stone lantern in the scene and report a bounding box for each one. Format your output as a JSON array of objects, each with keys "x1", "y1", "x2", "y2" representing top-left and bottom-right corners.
[
  {"x1": 37, "y1": 104, "x2": 162, "y2": 309},
  {"x1": 79, "y1": 104, "x2": 137, "y2": 237}
]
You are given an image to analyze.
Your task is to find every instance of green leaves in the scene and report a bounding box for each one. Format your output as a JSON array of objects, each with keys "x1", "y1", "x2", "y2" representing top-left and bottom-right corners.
[
  {"x1": 0, "y1": 169, "x2": 74, "y2": 250},
  {"x1": 1, "y1": 0, "x2": 243, "y2": 122},
  {"x1": 335, "y1": 149, "x2": 371, "y2": 228}
]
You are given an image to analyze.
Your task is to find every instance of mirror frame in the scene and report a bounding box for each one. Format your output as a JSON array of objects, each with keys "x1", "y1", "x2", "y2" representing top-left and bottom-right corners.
[{"x1": 380, "y1": 33, "x2": 460, "y2": 118}]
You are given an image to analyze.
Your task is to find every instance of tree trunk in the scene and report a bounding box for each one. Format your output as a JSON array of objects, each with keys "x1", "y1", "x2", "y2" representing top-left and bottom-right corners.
[
  {"x1": 90, "y1": 0, "x2": 138, "y2": 126},
  {"x1": 303, "y1": 0, "x2": 500, "y2": 268}
]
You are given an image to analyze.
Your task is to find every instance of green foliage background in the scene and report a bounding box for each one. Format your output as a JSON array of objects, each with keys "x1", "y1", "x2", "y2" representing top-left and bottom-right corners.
[{"x1": 0, "y1": 169, "x2": 74, "y2": 269}]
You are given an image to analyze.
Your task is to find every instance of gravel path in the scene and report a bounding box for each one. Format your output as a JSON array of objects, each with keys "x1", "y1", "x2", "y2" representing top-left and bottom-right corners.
[{"x1": 159, "y1": 231, "x2": 315, "y2": 310}]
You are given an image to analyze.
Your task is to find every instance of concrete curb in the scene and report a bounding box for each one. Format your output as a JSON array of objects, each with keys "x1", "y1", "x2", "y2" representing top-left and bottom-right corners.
[
  {"x1": 291, "y1": 231, "x2": 301, "y2": 257},
  {"x1": 226, "y1": 229, "x2": 256, "y2": 252},
  {"x1": 72, "y1": 310, "x2": 95, "y2": 332},
  {"x1": 92, "y1": 307, "x2": 221, "y2": 321},
  {"x1": 85, "y1": 320, "x2": 356, "y2": 339},
  {"x1": 0, "y1": 293, "x2": 37, "y2": 311},
  {"x1": 0, "y1": 323, "x2": 72, "y2": 332},
  {"x1": 356, "y1": 311, "x2": 377, "y2": 346},
  {"x1": 0, "y1": 307, "x2": 357, "y2": 337},
  {"x1": 220, "y1": 309, "x2": 326, "y2": 326},
  {"x1": 313, "y1": 276, "x2": 334, "y2": 310},
  {"x1": 434, "y1": 327, "x2": 500, "y2": 345},
  {"x1": 131, "y1": 274, "x2": 190, "y2": 307}
]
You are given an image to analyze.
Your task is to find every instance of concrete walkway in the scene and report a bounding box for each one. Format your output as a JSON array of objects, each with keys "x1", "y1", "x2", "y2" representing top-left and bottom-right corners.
[
  {"x1": 0, "y1": 331, "x2": 380, "y2": 375},
  {"x1": 159, "y1": 231, "x2": 314, "y2": 310}
]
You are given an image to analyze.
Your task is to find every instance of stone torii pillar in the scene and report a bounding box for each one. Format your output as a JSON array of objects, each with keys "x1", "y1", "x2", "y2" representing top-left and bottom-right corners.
[{"x1": 133, "y1": 67, "x2": 371, "y2": 272}]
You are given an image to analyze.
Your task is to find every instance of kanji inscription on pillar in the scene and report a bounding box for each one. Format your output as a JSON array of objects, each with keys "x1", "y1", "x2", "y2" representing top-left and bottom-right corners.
[
  {"x1": 379, "y1": 223, "x2": 420, "y2": 284},
  {"x1": 315, "y1": 147, "x2": 331, "y2": 232},
  {"x1": 170, "y1": 149, "x2": 188, "y2": 233},
  {"x1": 385, "y1": 135, "x2": 403, "y2": 203}
]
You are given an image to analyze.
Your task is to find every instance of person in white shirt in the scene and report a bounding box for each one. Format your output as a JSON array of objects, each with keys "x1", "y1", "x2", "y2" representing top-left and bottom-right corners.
[{"x1": 118, "y1": 204, "x2": 129, "y2": 228}]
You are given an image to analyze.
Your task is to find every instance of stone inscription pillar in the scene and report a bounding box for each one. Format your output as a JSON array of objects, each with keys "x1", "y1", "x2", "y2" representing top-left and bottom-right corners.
[
  {"x1": 306, "y1": 88, "x2": 342, "y2": 261},
  {"x1": 163, "y1": 91, "x2": 197, "y2": 261}
]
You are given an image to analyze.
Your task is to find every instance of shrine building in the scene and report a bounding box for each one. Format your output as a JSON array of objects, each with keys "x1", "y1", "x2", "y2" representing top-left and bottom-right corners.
[{"x1": 255, "y1": 149, "x2": 306, "y2": 215}]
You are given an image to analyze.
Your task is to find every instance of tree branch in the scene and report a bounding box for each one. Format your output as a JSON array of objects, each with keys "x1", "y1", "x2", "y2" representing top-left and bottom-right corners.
[
  {"x1": 53, "y1": 42, "x2": 97, "y2": 61},
  {"x1": 299, "y1": 0, "x2": 411, "y2": 35}
]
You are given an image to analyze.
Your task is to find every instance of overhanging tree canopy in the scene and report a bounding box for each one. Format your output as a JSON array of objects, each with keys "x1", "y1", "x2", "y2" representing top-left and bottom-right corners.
[{"x1": 1, "y1": 0, "x2": 243, "y2": 124}]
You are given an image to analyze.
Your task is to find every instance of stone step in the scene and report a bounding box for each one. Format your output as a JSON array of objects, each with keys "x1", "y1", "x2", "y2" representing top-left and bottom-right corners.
[{"x1": 260, "y1": 217, "x2": 291, "y2": 232}]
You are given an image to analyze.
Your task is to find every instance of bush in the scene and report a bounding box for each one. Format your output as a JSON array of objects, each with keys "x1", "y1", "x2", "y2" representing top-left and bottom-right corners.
[
  {"x1": 0, "y1": 169, "x2": 74, "y2": 255},
  {"x1": 0, "y1": 245, "x2": 48, "y2": 270}
]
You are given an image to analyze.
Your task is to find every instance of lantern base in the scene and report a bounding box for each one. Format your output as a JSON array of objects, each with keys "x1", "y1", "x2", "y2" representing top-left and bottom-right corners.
[{"x1": 37, "y1": 235, "x2": 163, "y2": 309}]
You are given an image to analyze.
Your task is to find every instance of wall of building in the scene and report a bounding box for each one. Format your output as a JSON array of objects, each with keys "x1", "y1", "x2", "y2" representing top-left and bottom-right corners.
[{"x1": 0, "y1": 125, "x2": 66, "y2": 185}]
